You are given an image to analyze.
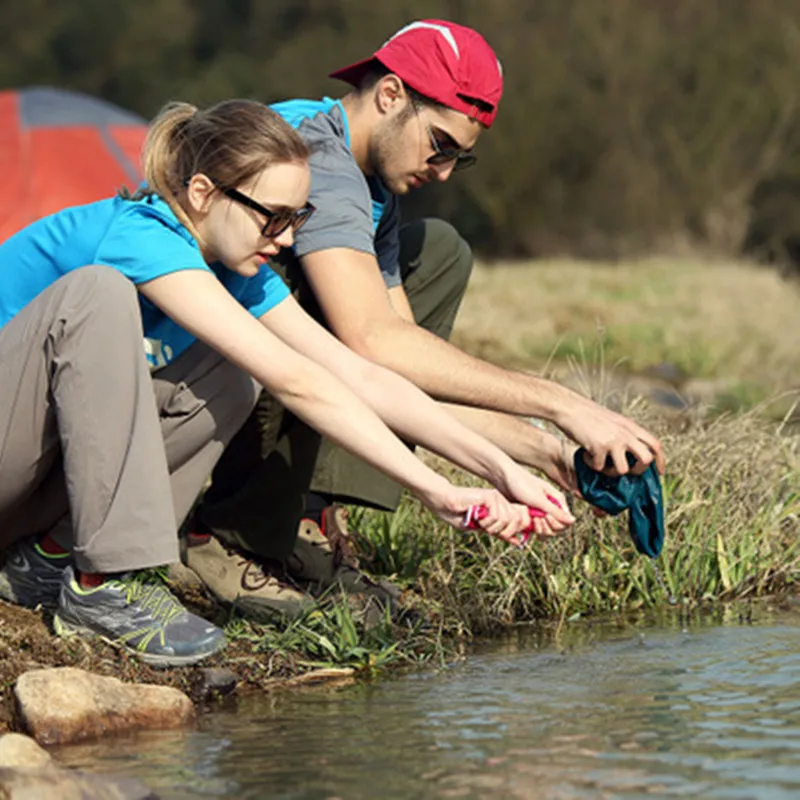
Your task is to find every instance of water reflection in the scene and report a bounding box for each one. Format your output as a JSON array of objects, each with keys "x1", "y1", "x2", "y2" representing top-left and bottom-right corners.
[{"x1": 54, "y1": 605, "x2": 800, "y2": 799}]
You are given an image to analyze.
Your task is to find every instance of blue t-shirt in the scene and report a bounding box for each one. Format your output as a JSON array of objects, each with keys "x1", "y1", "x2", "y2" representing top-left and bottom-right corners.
[
  {"x1": 270, "y1": 97, "x2": 401, "y2": 288},
  {"x1": 0, "y1": 194, "x2": 290, "y2": 369}
]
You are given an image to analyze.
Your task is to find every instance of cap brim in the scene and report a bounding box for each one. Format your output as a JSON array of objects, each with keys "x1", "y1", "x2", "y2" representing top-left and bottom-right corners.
[{"x1": 328, "y1": 56, "x2": 378, "y2": 87}]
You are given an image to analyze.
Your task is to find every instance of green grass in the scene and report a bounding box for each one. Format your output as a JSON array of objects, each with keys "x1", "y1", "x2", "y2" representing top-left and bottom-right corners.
[{"x1": 223, "y1": 584, "x2": 458, "y2": 682}]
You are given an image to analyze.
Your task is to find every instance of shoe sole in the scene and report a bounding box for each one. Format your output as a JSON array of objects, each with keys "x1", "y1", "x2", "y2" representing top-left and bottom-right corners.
[
  {"x1": 228, "y1": 595, "x2": 312, "y2": 624},
  {"x1": 52, "y1": 613, "x2": 226, "y2": 668}
]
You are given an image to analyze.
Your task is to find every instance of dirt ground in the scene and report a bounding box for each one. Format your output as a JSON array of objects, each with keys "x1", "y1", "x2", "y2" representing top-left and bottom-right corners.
[{"x1": 0, "y1": 591, "x2": 338, "y2": 735}]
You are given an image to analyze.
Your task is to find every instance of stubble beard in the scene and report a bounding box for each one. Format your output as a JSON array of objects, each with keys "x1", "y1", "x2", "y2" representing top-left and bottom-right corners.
[{"x1": 368, "y1": 115, "x2": 412, "y2": 195}]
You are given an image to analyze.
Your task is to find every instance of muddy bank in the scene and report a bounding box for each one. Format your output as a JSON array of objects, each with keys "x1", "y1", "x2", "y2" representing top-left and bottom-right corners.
[{"x1": 0, "y1": 594, "x2": 342, "y2": 736}]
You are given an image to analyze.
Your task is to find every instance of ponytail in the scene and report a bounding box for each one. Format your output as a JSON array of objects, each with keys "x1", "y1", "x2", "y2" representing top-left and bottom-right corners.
[{"x1": 141, "y1": 101, "x2": 197, "y2": 227}]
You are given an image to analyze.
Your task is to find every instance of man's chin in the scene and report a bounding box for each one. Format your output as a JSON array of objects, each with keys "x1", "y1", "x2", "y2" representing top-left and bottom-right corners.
[{"x1": 386, "y1": 179, "x2": 411, "y2": 196}]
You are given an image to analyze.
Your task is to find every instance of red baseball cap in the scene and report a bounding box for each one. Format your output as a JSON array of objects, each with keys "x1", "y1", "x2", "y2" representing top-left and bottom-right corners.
[{"x1": 329, "y1": 19, "x2": 503, "y2": 128}]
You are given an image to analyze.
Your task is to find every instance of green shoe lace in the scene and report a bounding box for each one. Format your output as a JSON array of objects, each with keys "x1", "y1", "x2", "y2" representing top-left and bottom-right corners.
[{"x1": 106, "y1": 570, "x2": 186, "y2": 651}]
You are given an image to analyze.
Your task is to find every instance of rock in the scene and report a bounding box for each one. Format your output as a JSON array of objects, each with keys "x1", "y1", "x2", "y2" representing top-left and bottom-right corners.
[
  {"x1": 0, "y1": 766, "x2": 158, "y2": 799},
  {"x1": 0, "y1": 733, "x2": 53, "y2": 768},
  {"x1": 639, "y1": 362, "x2": 689, "y2": 387},
  {"x1": 15, "y1": 667, "x2": 195, "y2": 745},
  {"x1": 191, "y1": 667, "x2": 238, "y2": 702}
]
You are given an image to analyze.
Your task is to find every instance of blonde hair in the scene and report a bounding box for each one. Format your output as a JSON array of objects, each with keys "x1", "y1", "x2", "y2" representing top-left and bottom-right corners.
[{"x1": 138, "y1": 99, "x2": 310, "y2": 233}]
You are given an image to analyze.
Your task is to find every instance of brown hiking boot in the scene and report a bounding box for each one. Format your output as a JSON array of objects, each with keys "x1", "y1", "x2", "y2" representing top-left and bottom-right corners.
[
  {"x1": 183, "y1": 534, "x2": 314, "y2": 623},
  {"x1": 286, "y1": 506, "x2": 403, "y2": 613}
]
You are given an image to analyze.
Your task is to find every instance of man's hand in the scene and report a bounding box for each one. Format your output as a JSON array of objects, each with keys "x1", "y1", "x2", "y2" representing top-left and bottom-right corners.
[
  {"x1": 556, "y1": 398, "x2": 665, "y2": 476},
  {"x1": 496, "y1": 467, "x2": 576, "y2": 536}
]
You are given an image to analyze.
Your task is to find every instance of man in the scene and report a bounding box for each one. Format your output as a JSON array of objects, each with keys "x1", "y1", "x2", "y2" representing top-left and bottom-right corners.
[{"x1": 184, "y1": 19, "x2": 665, "y2": 619}]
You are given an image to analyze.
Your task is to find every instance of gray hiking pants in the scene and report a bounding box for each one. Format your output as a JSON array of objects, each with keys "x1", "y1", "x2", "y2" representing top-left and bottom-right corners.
[
  {"x1": 0, "y1": 265, "x2": 259, "y2": 573},
  {"x1": 199, "y1": 218, "x2": 473, "y2": 559}
]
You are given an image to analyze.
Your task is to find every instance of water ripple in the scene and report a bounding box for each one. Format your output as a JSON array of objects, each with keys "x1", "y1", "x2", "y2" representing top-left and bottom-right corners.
[{"x1": 53, "y1": 610, "x2": 800, "y2": 800}]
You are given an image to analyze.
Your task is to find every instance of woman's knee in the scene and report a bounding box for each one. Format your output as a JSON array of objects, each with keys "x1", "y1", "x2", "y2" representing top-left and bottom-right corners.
[
  {"x1": 61, "y1": 265, "x2": 139, "y2": 321},
  {"x1": 71, "y1": 264, "x2": 136, "y2": 298}
]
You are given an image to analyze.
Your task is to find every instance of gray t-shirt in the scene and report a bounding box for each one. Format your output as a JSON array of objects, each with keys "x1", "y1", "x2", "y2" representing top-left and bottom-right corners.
[{"x1": 271, "y1": 97, "x2": 401, "y2": 288}]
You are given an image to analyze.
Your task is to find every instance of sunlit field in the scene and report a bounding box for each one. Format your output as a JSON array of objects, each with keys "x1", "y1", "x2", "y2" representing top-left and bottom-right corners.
[{"x1": 453, "y1": 257, "x2": 800, "y2": 417}]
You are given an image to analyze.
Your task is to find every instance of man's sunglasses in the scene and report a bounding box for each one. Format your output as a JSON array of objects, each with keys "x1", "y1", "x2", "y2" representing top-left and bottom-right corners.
[
  {"x1": 423, "y1": 121, "x2": 477, "y2": 172},
  {"x1": 219, "y1": 186, "x2": 315, "y2": 238}
]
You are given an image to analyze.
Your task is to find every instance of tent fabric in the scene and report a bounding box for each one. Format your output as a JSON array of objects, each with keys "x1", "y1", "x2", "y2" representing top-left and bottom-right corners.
[{"x1": 0, "y1": 87, "x2": 147, "y2": 244}]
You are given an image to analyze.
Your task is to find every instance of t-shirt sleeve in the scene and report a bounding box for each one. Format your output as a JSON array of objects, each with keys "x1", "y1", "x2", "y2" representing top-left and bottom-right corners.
[
  {"x1": 94, "y1": 207, "x2": 211, "y2": 283},
  {"x1": 291, "y1": 139, "x2": 376, "y2": 259},
  {"x1": 374, "y1": 195, "x2": 401, "y2": 288},
  {"x1": 237, "y1": 264, "x2": 291, "y2": 318}
]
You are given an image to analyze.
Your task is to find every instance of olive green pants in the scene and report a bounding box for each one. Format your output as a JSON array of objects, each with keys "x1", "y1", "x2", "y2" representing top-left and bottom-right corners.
[{"x1": 198, "y1": 218, "x2": 473, "y2": 559}]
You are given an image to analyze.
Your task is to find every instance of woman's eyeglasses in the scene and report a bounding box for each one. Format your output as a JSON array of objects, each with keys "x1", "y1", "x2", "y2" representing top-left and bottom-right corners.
[{"x1": 219, "y1": 186, "x2": 315, "y2": 238}]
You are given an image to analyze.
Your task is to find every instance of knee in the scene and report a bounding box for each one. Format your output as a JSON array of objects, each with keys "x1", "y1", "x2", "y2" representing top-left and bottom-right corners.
[
  {"x1": 67, "y1": 265, "x2": 138, "y2": 314},
  {"x1": 229, "y1": 374, "x2": 262, "y2": 431},
  {"x1": 214, "y1": 366, "x2": 262, "y2": 439},
  {"x1": 49, "y1": 266, "x2": 140, "y2": 345},
  {"x1": 419, "y1": 218, "x2": 474, "y2": 289},
  {"x1": 75, "y1": 264, "x2": 136, "y2": 298}
]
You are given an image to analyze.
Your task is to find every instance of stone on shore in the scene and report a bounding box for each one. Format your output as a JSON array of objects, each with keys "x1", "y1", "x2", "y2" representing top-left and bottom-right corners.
[
  {"x1": 0, "y1": 732, "x2": 158, "y2": 798},
  {"x1": 0, "y1": 766, "x2": 158, "y2": 799},
  {"x1": 14, "y1": 667, "x2": 195, "y2": 745},
  {"x1": 0, "y1": 733, "x2": 53, "y2": 768}
]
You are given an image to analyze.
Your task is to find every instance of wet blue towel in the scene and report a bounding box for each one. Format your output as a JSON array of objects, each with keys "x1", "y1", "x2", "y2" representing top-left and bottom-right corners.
[{"x1": 573, "y1": 449, "x2": 665, "y2": 558}]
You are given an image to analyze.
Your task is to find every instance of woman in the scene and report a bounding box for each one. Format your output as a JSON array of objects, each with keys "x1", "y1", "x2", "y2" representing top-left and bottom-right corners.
[{"x1": 0, "y1": 99, "x2": 573, "y2": 667}]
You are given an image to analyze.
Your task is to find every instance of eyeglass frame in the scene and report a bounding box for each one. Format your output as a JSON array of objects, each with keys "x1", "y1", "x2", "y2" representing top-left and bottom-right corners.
[{"x1": 218, "y1": 186, "x2": 316, "y2": 238}]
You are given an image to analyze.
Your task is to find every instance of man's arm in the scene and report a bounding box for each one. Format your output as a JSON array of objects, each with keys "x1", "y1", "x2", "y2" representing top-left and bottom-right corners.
[
  {"x1": 386, "y1": 287, "x2": 578, "y2": 487},
  {"x1": 300, "y1": 247, "x2": 665, "y2": 475},
  {"x1": 437, "y1": 403, "x2": 576, "y2": 489}
]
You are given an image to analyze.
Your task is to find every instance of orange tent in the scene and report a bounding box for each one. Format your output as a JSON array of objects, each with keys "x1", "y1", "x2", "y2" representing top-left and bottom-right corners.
[{"x1": 0, "y1": 86, "x2": 147, "y2": 244}]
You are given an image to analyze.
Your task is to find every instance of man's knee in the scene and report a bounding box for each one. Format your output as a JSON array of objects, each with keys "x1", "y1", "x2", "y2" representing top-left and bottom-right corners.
[
  {"x1": 399, "y1": 218, "x2": 473, "y2": 337},
  {"x1": 400, "y1": 217, "x2": 473, "y2": 288},
  {"x1": 427, "y1": 217, "x2": 473, "y2": 282}
]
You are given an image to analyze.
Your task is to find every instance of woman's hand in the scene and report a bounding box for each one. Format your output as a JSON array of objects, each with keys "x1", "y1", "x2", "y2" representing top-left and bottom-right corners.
[
  {"x1": 496, "y1": 466, "x2": 576, "y2": 539},
  {"x1": 422, "y1": 485, "x2": 539, "y2": 548}
]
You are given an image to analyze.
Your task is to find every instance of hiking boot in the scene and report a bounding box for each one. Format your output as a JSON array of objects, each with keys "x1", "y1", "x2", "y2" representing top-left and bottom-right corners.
[
  {"x1": 286, "y1": 506, "x2": 403, "y2": 611},
  {"x1": 53, "y1": 566, "x2": 226, "y2": 667},
  {"x1": 182, "y1": 533, "x2": 313, "y2": 623},
  {"x1": 0, "y1": 536, "x2": 72, "y2": 610}
]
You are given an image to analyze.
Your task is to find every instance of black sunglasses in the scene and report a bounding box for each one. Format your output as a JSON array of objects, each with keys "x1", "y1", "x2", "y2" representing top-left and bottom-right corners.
[
  {"x1": 219, "y1": 186, "x2": 315, "y2": 238},
  {"x1": 423, "y1": 119, "x2": 477, "y2": 172}
]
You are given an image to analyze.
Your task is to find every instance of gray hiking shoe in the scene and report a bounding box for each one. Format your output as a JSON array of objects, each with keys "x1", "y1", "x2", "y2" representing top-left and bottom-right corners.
[
  {"x1": 53, "y1": 566, "x2": 226, "y2": 667},
  {"x1": 0, "y1": 536, "x2": 72, "y2": 609}
]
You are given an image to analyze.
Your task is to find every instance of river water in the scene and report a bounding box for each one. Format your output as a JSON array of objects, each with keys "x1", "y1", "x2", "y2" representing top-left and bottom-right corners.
[{"x1": 54, "y1": 605, "x2": 800, "y2": 799}]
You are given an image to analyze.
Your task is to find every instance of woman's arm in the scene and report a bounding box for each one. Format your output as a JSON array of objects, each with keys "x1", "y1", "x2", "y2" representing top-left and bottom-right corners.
[
  {"x1": 260, "y1": 295, "x2": 575, "y2": 530},
  {"x1": 138, "y1": 270, "x2": 532, "y2": 541}
]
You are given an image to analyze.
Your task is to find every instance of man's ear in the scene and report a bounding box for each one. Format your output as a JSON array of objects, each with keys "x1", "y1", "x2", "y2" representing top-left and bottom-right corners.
[
  {"x1": 185, "y1": 173, "x2": 216, "y2": 213},
  {"x1": 375, "y1": 73, "x2": 406, "y2": 115}
]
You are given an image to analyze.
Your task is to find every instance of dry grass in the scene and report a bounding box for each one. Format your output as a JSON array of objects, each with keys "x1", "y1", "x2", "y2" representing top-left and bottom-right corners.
[
  {"x1": 353, "y1": 258, "x2": 800, "y2": 631},
  {"x1": 452, "y1": 258, "x2": 800, "y2": 404}
]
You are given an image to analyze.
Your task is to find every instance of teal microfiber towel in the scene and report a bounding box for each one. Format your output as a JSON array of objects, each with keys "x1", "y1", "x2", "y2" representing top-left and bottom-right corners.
[{"x1": 573, "y1": 448, "x2": 665, "y2": 558}]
